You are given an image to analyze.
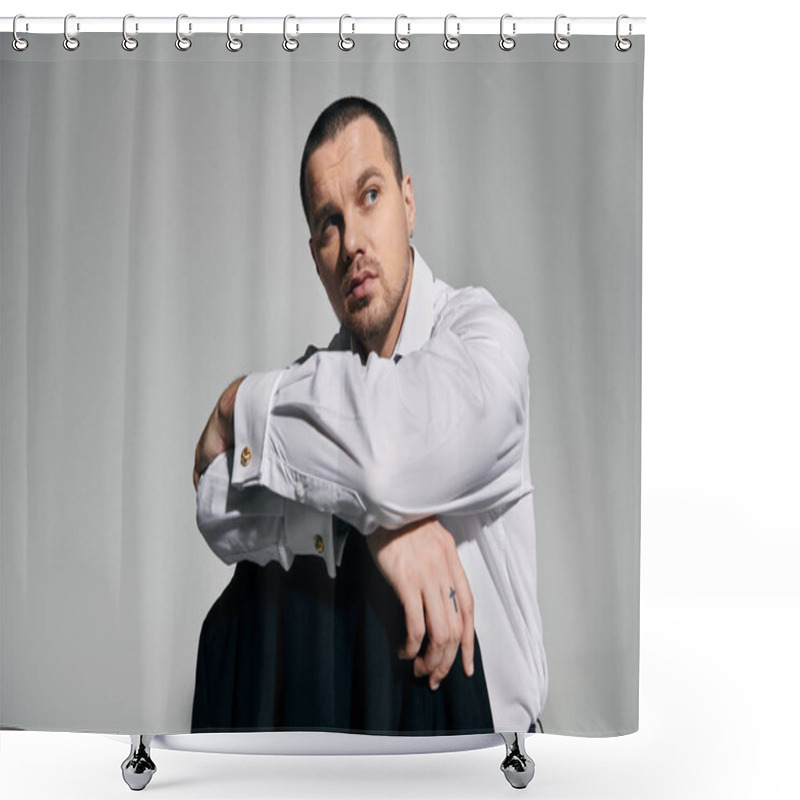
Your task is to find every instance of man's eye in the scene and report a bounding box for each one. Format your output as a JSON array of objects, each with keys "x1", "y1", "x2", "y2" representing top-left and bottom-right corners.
[
  {"x1": 320, "y1": 214, "x2": 339, "y2": 234},
  {"x1": 364, "y1": 188, "x2": 378, "y2": 205}
]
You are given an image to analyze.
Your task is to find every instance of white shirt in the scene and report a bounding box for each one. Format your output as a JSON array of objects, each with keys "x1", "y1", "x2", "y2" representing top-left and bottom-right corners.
[{"x1": 196, "y1": 250, "x2": 548, "y2": 732}]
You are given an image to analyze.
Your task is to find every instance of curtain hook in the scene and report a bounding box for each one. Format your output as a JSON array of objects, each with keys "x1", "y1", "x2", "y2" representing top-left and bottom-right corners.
[
  {"x1": 394, "y1": 15, "x2": 410, "y2": 51},
  {"x1": 227, "y1": 15, "x2": 243, "y2": 52},
  {"x1": 615, "y1": 15, "x2": 632, "y2": 52},
  {"x1": 443, "y1": 14, "x2": 460, "y2": 51},
  {"x1": 553, "y1": 14, "x2": 570, "y2": 52},
  {"x1": 283, "y1": 15, "x2": 299, "y2": 52},
  {"x1": 122, "y1": 14, "x2": 139, "y2": 51},
  {"x1": 63, "y1": 13, "x2": 80, "y2": 51},
  {"x1": 12, "y1": 14, "x2": 29, "y2": 52},
  {"x1": 499, "y1": 14, "x2": 516, "y2": 51},
  {"x1": 339, "y1": 14, "x2": 355, "y2": 51},
  {"x1": 175, "y1": 14, "x2": 192, "y2": 51}
]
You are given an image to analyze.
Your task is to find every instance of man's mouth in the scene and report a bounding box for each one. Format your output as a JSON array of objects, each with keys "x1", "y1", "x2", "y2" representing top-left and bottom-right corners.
[{"x1": 346, "y1": 272, "x2": 378, "y2": 301}]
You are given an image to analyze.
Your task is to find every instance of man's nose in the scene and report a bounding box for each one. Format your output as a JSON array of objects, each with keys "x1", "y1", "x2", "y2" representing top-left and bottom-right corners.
[{"x1": 341, "y1": 211, "x2": 366, "y2": 264}]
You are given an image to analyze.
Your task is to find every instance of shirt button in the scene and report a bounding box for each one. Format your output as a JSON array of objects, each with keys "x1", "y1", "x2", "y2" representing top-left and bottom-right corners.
[
  {"x1": 314, "y1": 535, "x2": 325, "y2": 554},
  {"x1": 240, "y1": 447, "x2": 252, "y2": 467},
  {"x1": 295, "y1": 481, "x2": 305, "y2": 501}
]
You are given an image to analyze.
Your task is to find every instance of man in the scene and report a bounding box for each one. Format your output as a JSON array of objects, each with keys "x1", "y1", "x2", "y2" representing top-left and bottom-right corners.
[{"x1": 192, "y1": 97, "x2": 547, "y2": 735}]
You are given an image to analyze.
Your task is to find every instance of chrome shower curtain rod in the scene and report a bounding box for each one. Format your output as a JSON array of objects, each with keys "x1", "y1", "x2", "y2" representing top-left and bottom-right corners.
[{"x1": 1, "y1": 15, "x2": 646, "y2": 36}]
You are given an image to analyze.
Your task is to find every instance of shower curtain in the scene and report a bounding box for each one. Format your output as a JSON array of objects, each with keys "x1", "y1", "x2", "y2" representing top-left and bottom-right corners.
[{"x1": 1, "y1": 25, "x2": 643, "y2": 740}]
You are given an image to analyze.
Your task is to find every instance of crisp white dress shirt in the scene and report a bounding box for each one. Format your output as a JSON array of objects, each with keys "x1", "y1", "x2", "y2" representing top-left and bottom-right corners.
[{"x1": 196, "y1": 249, "x2": 548, "y2": 732}]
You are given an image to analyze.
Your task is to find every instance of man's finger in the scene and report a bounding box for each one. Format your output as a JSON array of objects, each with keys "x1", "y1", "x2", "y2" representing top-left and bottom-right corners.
[
  {"x1": 415, "y1": 586, "x2": 448, "y2": 680},
  {"x1": 397, "y1": 590, "x2": 425, "y2": 661},
  {"x1": 445, "y1": 544, "x2": 475, "y2": 676},
  {"x1": 429, "y1": 639, "x2": 460, "y2": 691},
  {"x1": 193, "y1": 451, "x2": 208, "y2": 491},
  {"x1": 194, "y1": 429, "x2": 210, "y2": 491},
  {"x1": 428, "y1": 580, "x2": 463, "y2": 689},
  {"x1": 453, "y1": 562, "x2": 475, "y2": 678}
]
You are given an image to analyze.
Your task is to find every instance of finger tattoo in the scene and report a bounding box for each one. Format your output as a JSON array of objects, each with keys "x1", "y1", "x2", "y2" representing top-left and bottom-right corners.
[{"x1": 449, "y1": 586, "x2": 458, "y2": 613}]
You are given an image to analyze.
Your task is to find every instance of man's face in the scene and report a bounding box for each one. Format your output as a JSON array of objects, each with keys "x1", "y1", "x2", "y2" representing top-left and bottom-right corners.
[{"x1": 305, "y1": 116, "x2": 416, "y2": 354}]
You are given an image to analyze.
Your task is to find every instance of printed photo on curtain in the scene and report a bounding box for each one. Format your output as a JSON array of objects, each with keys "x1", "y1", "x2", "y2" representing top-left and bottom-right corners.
[
  {"x1": 190, "y1": 94, "x2": 544, "y2": 737},
  {"x1": 1, "y1": 26, "x2": 643, "y2": 749}
]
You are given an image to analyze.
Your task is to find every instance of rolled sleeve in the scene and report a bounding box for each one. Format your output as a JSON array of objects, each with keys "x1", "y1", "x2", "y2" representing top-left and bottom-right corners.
[{"x1": 256, "y1": 289, "x2": 531, "y2": 532}]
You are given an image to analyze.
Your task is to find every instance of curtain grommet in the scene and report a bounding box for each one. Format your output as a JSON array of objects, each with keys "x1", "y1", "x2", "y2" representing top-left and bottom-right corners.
[
  {"x1": 12, "y1": 14, "x2": 29, "y2": 52},
  {"x1": 553, "y1": 14, "x2": 570, "y2": 52},
  {"x1": 226, "y1": 15, "x2": 243, "y2": 52},
  {"x1": 283, "y1": 15, "x2": 299, "y2": 52},
  {"x1": 339, "y1": 15, "x2": 355, "y2": 51},
  {"x1": 394, "y1": 15, "x2": 410, "y2": 51},
  {"x1": 443, "y1": 14, "x2": 460, "y2": 51},
  {"x1": 121, "y1": 14, "x2": 139, "y2": 51},
  {"x1": 499, "y1": 14, "x2": 516, "y2": 51},
  {"x1": 63, "y1": 13, "x2": 80, "y2": 51},
  {"x1": 175, "y1": 14, "x2": 192, "y2": 51},
  {"x1": 615, "y1": 15, "x2": 632, "y2": 51}
]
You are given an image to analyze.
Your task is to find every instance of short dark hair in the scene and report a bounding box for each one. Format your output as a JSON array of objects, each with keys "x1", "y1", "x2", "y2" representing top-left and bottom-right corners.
[{"x1": 299, "y1": 96, "x2": 403, "y2": 225}]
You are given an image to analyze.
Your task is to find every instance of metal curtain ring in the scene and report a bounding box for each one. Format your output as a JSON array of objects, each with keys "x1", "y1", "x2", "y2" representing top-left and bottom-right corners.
[
  {"x1": 443, "y1": 14, "x2": 460, "y2": 51},
  {"x1": 175, "y1": 14, "x2": 192, "y2": 51},
  {"x1": 12, "y1": 14, "x2": 29, "y2": 52},
  {"x1": 499, "y1": 13, "x2": 516, "y2": 51},
  {"x1": 394, "y1": 15, "x2": 410, "y2": 51},
  {"x1": 122, "y1": 14, "x2": 138, "y2": 51},
  {"x1": 63, "y1": 13, "x2": 80, "y2": 51},
  {"x1": 283, "y1": 15, "x2": 299, "y2": 51},
  {"x1": 615, "y1": 14, "x2": 632, "y2": 51},
  {"x1": 553, "y1": 14, "x2": 570, "y2": 52},
  {"x1": 227, "y1": 15, "x2": 243, "y2": 52},
  {"x1": 339, "y1": 15, "x2": 355, "y2": 51}
]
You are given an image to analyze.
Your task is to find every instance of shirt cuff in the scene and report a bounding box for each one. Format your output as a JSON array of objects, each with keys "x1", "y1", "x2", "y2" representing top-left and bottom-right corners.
[
  {"x1": 284, "y1": 502, "x2": 341, "y2": 578},
  {"x1": 231, "y1": 370, "x2": 284, "y2": 486}
]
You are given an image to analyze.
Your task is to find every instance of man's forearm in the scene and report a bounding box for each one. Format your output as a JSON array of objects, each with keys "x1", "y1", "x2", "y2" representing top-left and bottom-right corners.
[
  {"x1": 196, "y1": 448, "x2": 343, "y2": 578},
  {"x1": 193, "y1": 375, "x2": 246, "y2": 489},
  {"x1": 216, "y1": 375, "x2": 245, "y2": 441},
  {"x1": 367, "y1": 517, "x2": 476, "y2": 689},
  {"x1": 228, "y1": 299, "x2": 532, "y2": 532}
]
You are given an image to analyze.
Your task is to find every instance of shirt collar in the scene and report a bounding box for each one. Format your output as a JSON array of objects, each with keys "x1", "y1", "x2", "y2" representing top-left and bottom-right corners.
[
  {"x1": 392, "y1": 247, "x2": 434, "y2": 358},
  {"x1": 342, "y1": 246, "x2": 435, "y2": 359}
]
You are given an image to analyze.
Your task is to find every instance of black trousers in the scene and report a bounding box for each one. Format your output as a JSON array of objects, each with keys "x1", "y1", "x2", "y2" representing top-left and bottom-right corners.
[{"x1": 192, "y1": 521, "x2": 494, "y2": 735}]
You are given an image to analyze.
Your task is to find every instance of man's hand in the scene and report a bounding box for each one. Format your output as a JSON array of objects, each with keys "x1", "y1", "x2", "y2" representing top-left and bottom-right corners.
[
  {"x1": 366, "y1": 517, "x2": 475, "y2": 691},
  {"x1": 193, "y1": 376, "x2": 246, "y2": 490}
]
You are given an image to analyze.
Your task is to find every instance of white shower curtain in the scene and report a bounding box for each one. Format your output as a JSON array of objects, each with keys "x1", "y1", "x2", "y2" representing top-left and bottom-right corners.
[{"x1": 1, "y1": 22, "x2": 643, "y2": 738}]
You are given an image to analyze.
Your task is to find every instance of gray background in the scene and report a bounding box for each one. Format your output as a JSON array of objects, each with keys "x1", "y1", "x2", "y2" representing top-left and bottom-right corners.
[{"x1": 1, "y1": 33, "x2": 643, "y2": 735}]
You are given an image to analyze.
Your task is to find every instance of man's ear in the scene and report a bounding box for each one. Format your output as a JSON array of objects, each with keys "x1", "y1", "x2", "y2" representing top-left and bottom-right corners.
[
  {"x1": 308, "y1": 237, "x2": 320, "y2": 277},
  {"x1": 402, "y1": 174, "x2": 416, "y2": 238}
]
